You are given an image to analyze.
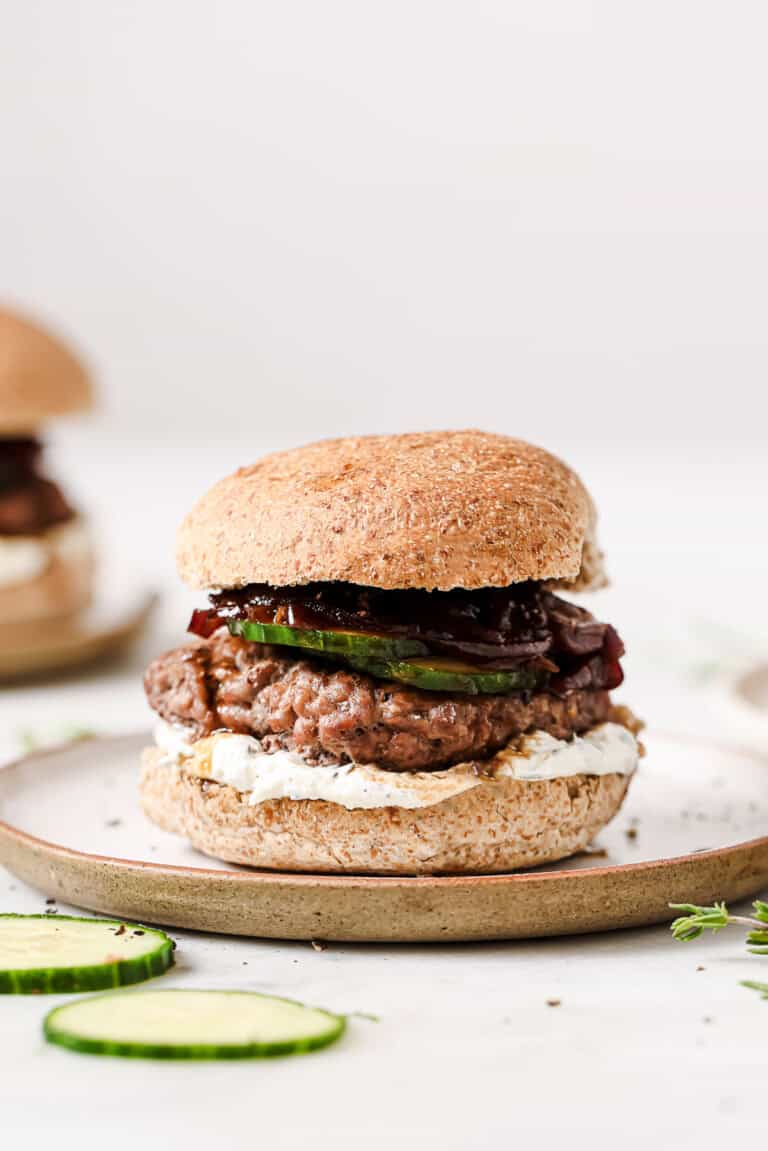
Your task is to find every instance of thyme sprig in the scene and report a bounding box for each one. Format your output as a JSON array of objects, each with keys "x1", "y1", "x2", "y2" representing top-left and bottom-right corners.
[
  {"x1": 742, "y1": 981, "x2": 768, "y2": 999},
  {"x1": 670, "y1": 900, "x2": 768, "y2": 999},
  {"x1": 670, "y1": 900, "x2": 768, "y2": 953}
]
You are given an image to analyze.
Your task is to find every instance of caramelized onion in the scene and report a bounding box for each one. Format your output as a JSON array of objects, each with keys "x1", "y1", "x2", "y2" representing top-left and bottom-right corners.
[{"x1": 189, "y1": 581, "x2": 625, "y2": 694}]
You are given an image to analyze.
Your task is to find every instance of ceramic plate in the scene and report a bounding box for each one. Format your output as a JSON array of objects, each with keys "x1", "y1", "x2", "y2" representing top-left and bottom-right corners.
[
  {"x1": 0, "y1": 590, "x2": 157, "y2": 680},
  {"x1": 0, "y1": 731, "x2": 766, "y2": 941},
  {"x1": 718, "y1": 662, "x2": 768, "y2": 744}
]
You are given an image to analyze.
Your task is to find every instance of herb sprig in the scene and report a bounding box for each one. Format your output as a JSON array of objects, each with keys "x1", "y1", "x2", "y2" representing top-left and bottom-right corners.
[
  {"x1": 17, "y1": 726, "x2": 95, "y2": 753},
  {"x1": 670, "y1": 900, "x2": 768, "y2": 999},
  {"x1": 742, "y1": 981, "x2": 768, "y2": 999},
  {"x1": 670, "y1": 900, "x2": 768, "y2": 951}
]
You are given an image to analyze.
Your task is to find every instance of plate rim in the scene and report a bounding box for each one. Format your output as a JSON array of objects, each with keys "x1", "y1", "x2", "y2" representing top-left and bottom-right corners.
[
  {"x1": 1, "y1": 730, "x2": 767, "y2": 890},
  {"x1": 0, "y1": 589, "x2": 158, "y2": 681}
]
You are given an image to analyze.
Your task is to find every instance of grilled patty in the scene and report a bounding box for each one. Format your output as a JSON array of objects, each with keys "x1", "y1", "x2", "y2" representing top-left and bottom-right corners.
[
  {"x1": 144, "y1": 631, "x2": 616, "y2": 772},
  {"x1": 0, "y1": 477, "x2": 73, "y2": 536},
  {"x1": 0, "y1": 438, "x2": 74, "y2": 536}
]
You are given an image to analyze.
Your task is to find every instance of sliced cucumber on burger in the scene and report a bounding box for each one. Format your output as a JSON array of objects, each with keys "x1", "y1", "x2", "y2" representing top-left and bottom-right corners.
[
  {"x1": 227, "y1": 619, "x2": 546, "y2": 695},
  {"x1": 0, "y1": 914, "x2": 174, "y2": 994},
  {"x1": 227, "y1": 618, "x2": 428, "y2": 661},
  {"x1": 344, "y1": 655, "x2": 546, "y2": 695},
  {"x1": 44, "y1": 989, "x2": 346, "y2": 1060}
]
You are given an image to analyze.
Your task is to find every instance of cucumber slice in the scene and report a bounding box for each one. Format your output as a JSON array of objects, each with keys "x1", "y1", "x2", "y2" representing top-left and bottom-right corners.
[
  {"x1": 227, "y1": 619, "x2": 546, "y2": 694},
  {"x1": 344, "y1": 655, "x2": 546, "y2": 695},
  {"x1": 44, "y1": 989, "x2": 346, "y2": 1060},
  {"x1": 0, "y1": 915, "x2": 174, "y2": 994},
  {"x1": 227, "y1": 618, "x2": 428, "y2": 660}
]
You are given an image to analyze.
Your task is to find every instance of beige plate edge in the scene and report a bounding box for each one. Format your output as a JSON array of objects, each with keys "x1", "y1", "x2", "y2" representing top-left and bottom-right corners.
[
  {"x1": 0, "y1": 738, "x2": 767, "y2": 942},
  {"x1": 0, "y1": 591, "x2": 158, "y2": 680}
]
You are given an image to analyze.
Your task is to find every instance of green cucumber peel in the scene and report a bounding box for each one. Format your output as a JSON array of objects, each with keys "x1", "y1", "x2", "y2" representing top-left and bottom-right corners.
[
  {"x1": 227, "y1": 618, "x2": 545, "y2": 694},
  {"x1": 0, "y1": 914, "x2": 174, "y2": 994},
  {"x1": 343, "y1": 655, "x2": 545, "y2": 695},
  {"x1": 44, "y1": 988, "x2": 346, "y2": 1060},
  {"x1": 227, "y1": 618, "x2": 428, "y2": 660}
]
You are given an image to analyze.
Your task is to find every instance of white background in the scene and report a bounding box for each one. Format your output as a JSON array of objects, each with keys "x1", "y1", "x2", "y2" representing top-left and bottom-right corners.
[
  {"x1": 1, "y1": 0, "x2": 766, "y2": 692},
  {"x1": 1, "y1": 1, "x2": 767, "y2": 622},
  {"x1": 1, "y1": 4, "x2": 767, "y2": 1148},
  {"x1": 2, "y1": 1, "x2": 768, "y2": 444}
]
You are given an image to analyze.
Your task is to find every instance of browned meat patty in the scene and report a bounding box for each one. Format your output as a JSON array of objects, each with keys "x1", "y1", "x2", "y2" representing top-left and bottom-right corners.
[
  {"x1": 144, "y1": 631, "x2": 615, "y2": 772},
  {"x1": 0, "y1": 438, "x2": 74, "y2": 535},
  {"x1": 0, "y1": 477, "x2": 73, "y2": 535}
]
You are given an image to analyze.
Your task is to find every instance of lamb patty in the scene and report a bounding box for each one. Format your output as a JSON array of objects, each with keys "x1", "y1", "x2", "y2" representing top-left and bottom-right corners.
[
  {"x1": 0, "y1": 438, "x2": 73, "y2": 535},
  {"x1": 144, "y1": 630, "x2": 615, "y2": 772},
  {"x1": 0, "y1": 477, "x2": 73, "y2": 535}
]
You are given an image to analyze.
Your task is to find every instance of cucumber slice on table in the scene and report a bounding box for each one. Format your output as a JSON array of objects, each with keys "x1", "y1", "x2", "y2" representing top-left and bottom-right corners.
[
  {"x1": 44, "y1": 989, "x2": 346, "y2": 1060},
  {"x1": 227, "y1": 618, "x2": 428, "y2": 660},
  {"x1": 0, "y1": 914, "x2": 174, "y2": 994},
  {"x1": 344, "y1": 655, "x2": 546, "y2": 695}
]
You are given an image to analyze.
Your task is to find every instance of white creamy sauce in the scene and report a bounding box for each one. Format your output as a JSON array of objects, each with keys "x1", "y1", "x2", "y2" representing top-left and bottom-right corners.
[
  {"x1": 497, "y1": 724, "x2": 639, "y2": 782},
  {"x1": 0, "y1": 537, "x2": 48, "y2": 586},
  {"x1": 0, "y1": 519, "x2": 90, "y2": 589},
  {"x1": 154, "y1": 719, "x2": 638, "y2": 812}
]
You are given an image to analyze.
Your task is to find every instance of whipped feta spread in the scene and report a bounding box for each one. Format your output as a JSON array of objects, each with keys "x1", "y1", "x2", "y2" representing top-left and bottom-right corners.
[
  {"x1": 0, "y1": 519, "x2": 90, "y2": 589},
  {"x1": 154, "y1": 719, "x2": 638, "y2": 812}
]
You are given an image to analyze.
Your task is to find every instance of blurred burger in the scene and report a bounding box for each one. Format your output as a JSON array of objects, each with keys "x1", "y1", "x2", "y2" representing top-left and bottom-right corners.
[
  {"x1": 0, "y1": 308, "x2": 94, "y2": 644},
  {"x1": 141, "y1": 431, "x2": 641, "y2": 875}
]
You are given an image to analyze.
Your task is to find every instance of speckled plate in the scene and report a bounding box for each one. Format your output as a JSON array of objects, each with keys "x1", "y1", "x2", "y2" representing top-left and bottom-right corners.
[{"x1": 0, "y1": 731, "x2": 766, "y2": 941}]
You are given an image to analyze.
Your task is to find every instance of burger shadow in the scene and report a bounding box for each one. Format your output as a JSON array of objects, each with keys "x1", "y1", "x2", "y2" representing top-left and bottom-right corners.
[
  {"x1": 300, "y1": 923, "x2": 670, "y2": 962},
  {"x1": 167, "y1": 919, "x2": 674, "y2": 969}
]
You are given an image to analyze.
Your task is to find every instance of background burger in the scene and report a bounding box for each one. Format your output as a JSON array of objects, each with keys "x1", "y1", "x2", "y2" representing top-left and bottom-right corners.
[
  {"x1": 142, "y1": 430, "x2": 641, "y2": 875},
  {"x1": 0, "y1": 307, "x2": 94, "y2": 651}
]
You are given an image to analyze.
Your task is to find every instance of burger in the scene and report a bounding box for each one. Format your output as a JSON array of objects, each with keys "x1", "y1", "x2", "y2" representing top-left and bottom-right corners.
[
  {"x1": 0, "y1": 308, "x2": 94, "y2": 648},
  {"x1": 141, "y1": 430, "x2": 641, "y2": 875}
]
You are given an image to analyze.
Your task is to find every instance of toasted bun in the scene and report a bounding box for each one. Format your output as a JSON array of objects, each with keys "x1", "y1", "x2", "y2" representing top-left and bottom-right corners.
[
  {"x1": 176, "y1": 430, "x2": 605, "y2": 592},
  {"x1": 140, "y1": 749, "x2": 629, "y2": 875},
  {"x1": 0, "y1": 519, "x2": 93, "y2": 630},
  {"x1": 0, "y1": 308, "x2": 92, "y2": 432}
]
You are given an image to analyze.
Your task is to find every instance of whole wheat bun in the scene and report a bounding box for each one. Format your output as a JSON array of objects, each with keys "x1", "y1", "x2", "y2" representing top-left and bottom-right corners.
[
  {"x1": 177, "y1": 430, "x2": 605, "y2": 592},
  {"x1": 140, "y1": 750, "x2": 629, "y2": 875},
  {"x1": 0, "y1": 307, "x2": 92, "y2": 432},
  {"x1": 0, "y1": 519, "x2": 93, "y2": 630}
]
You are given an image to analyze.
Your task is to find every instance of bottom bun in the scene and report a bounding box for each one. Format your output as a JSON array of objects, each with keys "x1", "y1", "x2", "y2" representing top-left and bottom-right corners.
[
  {"x1": 140, "y1": 748, "x2": 631, "y2": 876},
  {"x1": 0, "y1": 518, "x2": 93, "y2": 630}
]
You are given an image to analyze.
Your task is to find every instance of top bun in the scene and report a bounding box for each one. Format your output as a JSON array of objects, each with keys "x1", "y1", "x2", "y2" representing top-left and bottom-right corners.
[
  {"x1": 177, "y1": 430, "x2": 606, "y2": 593},
  {"x1": 0, "y1": 308, "x2": 93, "y2": 432}
]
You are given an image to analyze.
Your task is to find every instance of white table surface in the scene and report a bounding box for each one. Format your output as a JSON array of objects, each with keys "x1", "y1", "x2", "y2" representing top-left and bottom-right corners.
[{"x1": 1, "y1": 434, "x2": 766, "y2": 1150}]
